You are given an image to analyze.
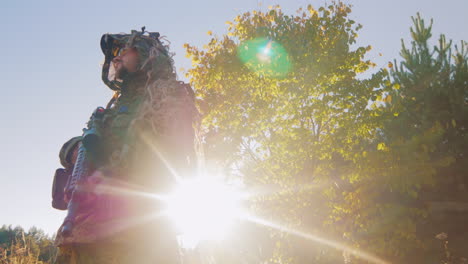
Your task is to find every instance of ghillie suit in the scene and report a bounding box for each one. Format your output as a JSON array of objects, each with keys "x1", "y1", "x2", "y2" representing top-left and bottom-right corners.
[{"x1": 53, "y1": 28, "x2": 199, "y2": 264}]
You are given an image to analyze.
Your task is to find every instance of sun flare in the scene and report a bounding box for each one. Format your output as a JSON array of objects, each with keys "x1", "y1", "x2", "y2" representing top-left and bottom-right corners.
[{"x1": 165, "y1": 177, "x2": 244, "y2": 248}]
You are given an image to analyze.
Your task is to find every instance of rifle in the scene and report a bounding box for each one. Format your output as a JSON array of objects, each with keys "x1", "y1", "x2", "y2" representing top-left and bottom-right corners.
[{"x1": 60, "y1": 107, "x2": 106, "y2": 237}]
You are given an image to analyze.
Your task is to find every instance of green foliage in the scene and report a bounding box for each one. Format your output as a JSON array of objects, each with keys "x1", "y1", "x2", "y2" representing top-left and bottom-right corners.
[
  {"x1": 237, "y1": 37, "x2": 291, "y2": 78},
  {"x1": 385, "y1": 13, "x2": 467, "y2": 261},
  {"x1": 186, "y1": 3, "x2": 467, "y2": 262},
  {"x1": 186, "y1": 2, "x2": 386, "y2": 263},
  {"x1": 388, "y1": 14, "x2": 467, "y2": 141},
  {"x1": 0, "y1": 225, "x2": 56, "y2": 264},
  {"x1": 328, "y1": 12, "x2": 468, "y2": 262}
]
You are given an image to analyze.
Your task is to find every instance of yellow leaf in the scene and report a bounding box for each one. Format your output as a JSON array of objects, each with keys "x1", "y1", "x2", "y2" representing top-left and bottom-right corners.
[
  {"x1": 384, "y1": 95, "x2": 392, "y2": 103},
  {"x1": 393, "y1": 112, "x2": 399, "y2": 117},
  {"x1": 377, "y1": 143, "x2": 388, "y2": 151},
  {"x1": 451, "y1": 119, "x2": 457, "y2": 127},
  {"x1": 207, "y1": 30, "x2": 213, "y2": 36},
  {"x1": 393, "y1": 83, "x2": 400, "y2": 90},
  {"x1": 388, "y1": 62, "x2": 393, "y2": 68}
]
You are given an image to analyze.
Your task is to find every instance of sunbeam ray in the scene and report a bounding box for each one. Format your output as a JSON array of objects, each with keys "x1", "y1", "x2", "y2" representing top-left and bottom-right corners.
[
  {"x1": 104, "y1": 211, "x2": 167, "y2": 238},
  {"x1": 89, "y1": 180, "x2": 168, "y2": 202},
  {"x1": 140, "y1": 132, "x2": 183, "y2": 183},
  {"x1": 243, "y1": 181, "x2": 327, "y2": 203},
  {"x1": 242, "y1": 214, "x2": 390, "y2": 264},
  {"x1": 74, "y1": 176, "x2": 170, "y2": 240}
]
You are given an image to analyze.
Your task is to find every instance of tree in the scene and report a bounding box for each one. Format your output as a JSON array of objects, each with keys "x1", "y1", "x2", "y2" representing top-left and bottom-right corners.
[
  {"x1": 385, "y1": 13, "x2": 468, "y2": 261},
  {"x1": 0, "y1": 225, "x2": 57, "y2": 263},
  {"x1": 186, "y1": 2, "x2": 386, "y2": 263},
  {"x1": 330, "y1": 13, "x2": 467, "y2": 262},
  {"x1": 388, "y1": 13, "x2": 468, "y2": 187}
]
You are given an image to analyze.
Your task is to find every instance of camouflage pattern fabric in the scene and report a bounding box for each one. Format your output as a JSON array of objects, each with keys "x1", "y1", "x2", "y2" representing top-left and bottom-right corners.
[{"x1": 59, "y1": 136, "x2": 81, "y2": 169}]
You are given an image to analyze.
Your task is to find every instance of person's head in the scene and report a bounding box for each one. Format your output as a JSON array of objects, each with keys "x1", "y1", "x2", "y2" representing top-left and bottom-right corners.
[
  {"x1": 101, "y1": 29, "x2": 175, "y2": 91},
  {"x1": 112, "y1": 47, "x2": 139, "y2": 80}
]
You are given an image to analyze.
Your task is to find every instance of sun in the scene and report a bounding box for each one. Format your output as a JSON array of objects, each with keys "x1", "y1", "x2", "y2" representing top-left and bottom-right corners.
[{"x1": 164, "y1": 176, "x2": 244, "y2": 248}]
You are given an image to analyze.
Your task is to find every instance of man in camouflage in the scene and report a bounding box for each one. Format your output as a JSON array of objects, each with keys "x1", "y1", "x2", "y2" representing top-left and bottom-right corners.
[{"x1": 53, "y1": 29, "x2": 198, "y2": 264}]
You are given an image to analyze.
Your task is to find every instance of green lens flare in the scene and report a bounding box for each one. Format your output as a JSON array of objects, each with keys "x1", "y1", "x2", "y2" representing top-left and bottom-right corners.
[{"x1": 238, "y1": 38, "x2": 291, "y2": 78}]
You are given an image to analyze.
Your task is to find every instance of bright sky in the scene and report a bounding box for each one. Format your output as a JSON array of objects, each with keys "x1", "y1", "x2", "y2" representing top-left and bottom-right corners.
[{"x1": 1, "y1": 0, "x2": 467, "y2": 236}]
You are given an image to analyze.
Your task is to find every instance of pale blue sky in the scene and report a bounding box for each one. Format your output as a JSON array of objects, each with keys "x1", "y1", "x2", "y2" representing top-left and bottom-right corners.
[{"x1": 1, "y1": 0, "x2": 467, "y2": 236}]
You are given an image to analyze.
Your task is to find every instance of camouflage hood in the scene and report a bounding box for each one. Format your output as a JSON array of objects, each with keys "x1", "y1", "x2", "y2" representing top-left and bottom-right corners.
[
  {"x1": 100, "y1": 28, "x2": 175, "y2": 91},
  {"x1": 59, "y1": 136, "x2": 82, "y2": 169}
]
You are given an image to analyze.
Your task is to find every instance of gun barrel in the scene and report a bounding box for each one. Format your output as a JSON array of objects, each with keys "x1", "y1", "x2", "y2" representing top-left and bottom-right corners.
[
  {"x1": 59, "y1": 107, "x2": 105, "y2": 237},
  {"x1": 60, "y1": 144, "x2": 90, "y2": 237}
]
